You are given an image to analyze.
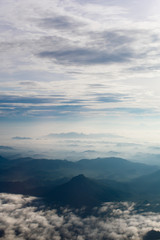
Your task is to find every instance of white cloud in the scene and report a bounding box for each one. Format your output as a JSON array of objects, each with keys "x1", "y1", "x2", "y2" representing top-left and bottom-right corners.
[{"x1": 1, "y1": 193, "x2": 160, "y2": 240}]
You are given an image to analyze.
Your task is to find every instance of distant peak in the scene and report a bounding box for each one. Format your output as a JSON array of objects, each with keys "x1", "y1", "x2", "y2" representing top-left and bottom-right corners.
[
  {"x1": 72, "y1": 174, "x2": 86, "y2": 180},
  {"x1": 69, "y1": 174, "x2": 89, "y2": 184}
]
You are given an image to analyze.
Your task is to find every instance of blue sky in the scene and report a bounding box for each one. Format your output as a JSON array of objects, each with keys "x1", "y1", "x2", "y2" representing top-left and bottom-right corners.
[{"x1": 1, "y1": 0, "x2": 160, "y2": 159}]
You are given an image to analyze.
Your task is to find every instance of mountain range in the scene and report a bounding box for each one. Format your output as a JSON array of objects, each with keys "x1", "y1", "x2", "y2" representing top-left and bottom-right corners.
[{"x1": 1, "y1": 155, "x2": 160, "y2": 207}]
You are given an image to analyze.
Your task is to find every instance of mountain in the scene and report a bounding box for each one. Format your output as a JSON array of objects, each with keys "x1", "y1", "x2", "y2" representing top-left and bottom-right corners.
[
  {"x1": 0, "y1": 158, "x2": 76, "y2": 182},
  {"x1": 76, "y1": 157, "x2": 158, "y2": 181},
  {"x1": 45, "y1": 174, "x2": 129, "y2": 207},
  {"x1": 0, "y1": 155, "x2": 159, "y2": 206},
  {"x1": 130, "y1": 169, "x2": 160, "y2": 200},
  {"x1": 143, "y1": 230, "x2": 160, "y2": 240},
  {"x1": 0, "y1": 155, "x2": 9, "y2": 168},
  {"x1": 0, "y1": 155, "x2": 158, "y2": 185}
]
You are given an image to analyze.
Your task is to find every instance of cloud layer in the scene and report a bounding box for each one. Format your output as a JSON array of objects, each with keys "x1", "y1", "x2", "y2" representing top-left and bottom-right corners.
[
  {"x1": 1, "y1": 193, "x2": 160, "y2": 240},
  {"x1": 1, "y1": 0, "x2": 160, "y2": 120}
]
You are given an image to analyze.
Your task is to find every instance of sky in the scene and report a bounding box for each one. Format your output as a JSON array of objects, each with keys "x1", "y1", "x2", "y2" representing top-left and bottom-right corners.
[{"x1": 1, "y1": 0, "x2": 160, "y2": 160}]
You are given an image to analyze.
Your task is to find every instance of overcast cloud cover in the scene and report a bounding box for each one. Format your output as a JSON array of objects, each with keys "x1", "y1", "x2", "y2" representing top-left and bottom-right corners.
[
  {"x1": 1, "y1": 0, "x2": 160, "y2": 155},
  {"x1": 1, "y1": 193, "x2": 160, "y2": 240}
]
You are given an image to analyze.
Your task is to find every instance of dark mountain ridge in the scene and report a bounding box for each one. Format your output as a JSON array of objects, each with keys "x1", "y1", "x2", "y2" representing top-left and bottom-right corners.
[
  {"x1": 0, "y1": 155, "x2": 160, "y2": 206},
  {"x1": 45, "y1": 174, "x2": 129, "y2": 207},
  {"x1": 0, "y1": 156, "x2": 157, "y2": 182}
]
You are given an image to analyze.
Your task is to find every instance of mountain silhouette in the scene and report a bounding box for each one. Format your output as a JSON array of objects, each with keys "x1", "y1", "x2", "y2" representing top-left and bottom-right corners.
[
  {"x1": 143, "y1": 230, "x2": 160, "y2": 240},
  {"x1": 45, "y1": 174, "x2": 127, "y2": 207}
]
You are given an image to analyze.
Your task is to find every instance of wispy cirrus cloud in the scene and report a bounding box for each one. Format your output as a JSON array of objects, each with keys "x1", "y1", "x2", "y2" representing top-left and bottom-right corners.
[
  {"x1": 1, "y1": 0, "x2": 160, "y2": 144},
  {"x1": 1, "y1": 91, "x2": 144, "y2": 118}
]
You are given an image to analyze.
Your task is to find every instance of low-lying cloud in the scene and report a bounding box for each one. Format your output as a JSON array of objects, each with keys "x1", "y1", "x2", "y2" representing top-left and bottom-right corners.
[
  {"x1": 46, "y1": 132, "x2": 122, "y2": 139},
  {"x1": 0, "y1": 193, "x2": 160, "y2": 240}
]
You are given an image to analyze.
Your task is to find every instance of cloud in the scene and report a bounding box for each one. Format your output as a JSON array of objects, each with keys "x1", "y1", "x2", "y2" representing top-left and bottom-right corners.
[
  {"x1": 0, "y1": 1, "x2": 160, "y2": 111},
  {"x1": 0, "y1": 91, "x2": 136, "y2": 118},
  {"x1": 12, "y1": 137, "x2": 32, "y2": 140},
  {"x1": 1, "y1": 0, "x2": 160, "y2": 144},
  {"x1": 1, "y1": 193, "x2": 160, "y2": 240},
  {"x1": 96, "y1": 96, "x2": 122, "y2": 103},
  {"x1": 0, "y1": 93, "x2": 86, "y2": 118},
  {"x1": 39, "y1": 15, "x2": 86, "y2": 31},
  {"x1": 0, "y1": 94, "x2": 64, "y2": 105},
  {"x1": 0, "y1": 84, "x2": 156, "y2": 120},
  {"x1": 0, "y1": 0, "x2": 159, "y2": 76},
  {"x1": 38, "y1": 46, "x2": 134, "y2": 66},
  {"x1": 0, "y1": 104, "x2": 86, "y2": 118}
]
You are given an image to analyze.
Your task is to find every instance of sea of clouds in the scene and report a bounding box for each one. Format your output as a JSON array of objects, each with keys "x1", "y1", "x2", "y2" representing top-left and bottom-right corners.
[{"x1": 0, "y1": 193, "x2": 160, "y2": 240}]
